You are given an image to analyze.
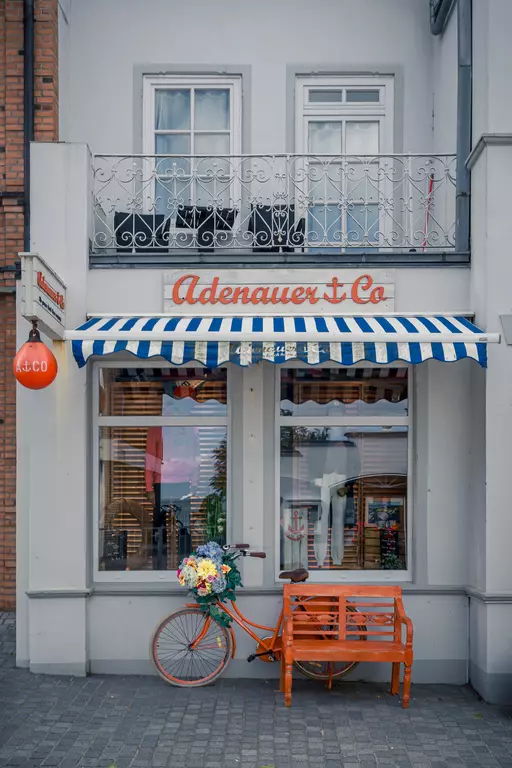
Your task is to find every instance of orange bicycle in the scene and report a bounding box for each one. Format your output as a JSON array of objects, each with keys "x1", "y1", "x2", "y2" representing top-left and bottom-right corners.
[{"x1": 151, "y1": 545, "x2": 365, "y2": 687}]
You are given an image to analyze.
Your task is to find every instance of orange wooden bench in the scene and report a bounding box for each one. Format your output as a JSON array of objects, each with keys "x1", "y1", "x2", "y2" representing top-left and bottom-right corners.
[{"x1": 281, "y1": 584, "x2": 414, "y2": 708}]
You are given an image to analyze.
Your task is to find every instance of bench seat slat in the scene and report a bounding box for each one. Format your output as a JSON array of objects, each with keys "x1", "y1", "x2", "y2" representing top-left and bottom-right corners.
[{"x1": 289, "y1": 639, "x2": 407, "y2": 663}]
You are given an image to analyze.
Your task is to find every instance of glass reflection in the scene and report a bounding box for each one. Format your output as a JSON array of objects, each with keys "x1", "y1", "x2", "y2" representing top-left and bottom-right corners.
[
  {"x1": 100, "y1": 368, "x2": 227, "y2": 417},
  {"x1": 280, "y1": 368, "x2": 408, "y2": 417},
  {"x1": 280, "y1": 426, "x2": 407, "y2": 572},
  {"x1": 99, "y1": 426, "x2": 227, "y2": 571}
]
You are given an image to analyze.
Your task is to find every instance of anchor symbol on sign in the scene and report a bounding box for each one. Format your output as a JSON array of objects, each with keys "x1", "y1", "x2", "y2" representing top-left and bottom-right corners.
[
  {"x1": 22, "y1": 361, "x2": 32, "y2": 372},
  {"x1": 285, "y1": 508, "x2": 306, "y2": 541}
]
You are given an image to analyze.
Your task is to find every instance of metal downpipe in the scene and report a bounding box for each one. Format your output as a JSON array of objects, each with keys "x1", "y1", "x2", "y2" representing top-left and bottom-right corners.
[
  {"x1": 23, "y1": 0, "x2": 35, "y2": 252},
  {"x1": 455, "y1": 0, "x2": 472, "y2": 254}
]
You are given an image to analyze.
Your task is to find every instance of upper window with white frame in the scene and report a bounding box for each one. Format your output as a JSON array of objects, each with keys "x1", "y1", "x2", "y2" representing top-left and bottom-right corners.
[
  {"x1": 142, "y1": 75, "x2": 242, "y2": 223},
  {"x1": 295, "y1": 76, "x2": 394, "y2": 250}
]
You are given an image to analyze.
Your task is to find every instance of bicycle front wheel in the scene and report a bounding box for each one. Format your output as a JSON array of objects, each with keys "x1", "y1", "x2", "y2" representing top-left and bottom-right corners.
[{"x1": 151, "y1": 608, "x2": 233, "y2": 687}]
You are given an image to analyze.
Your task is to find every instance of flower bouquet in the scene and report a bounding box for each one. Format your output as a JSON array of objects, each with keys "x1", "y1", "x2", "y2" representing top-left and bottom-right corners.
[{"x1": 177, "y1": 541, "x2": 242, "y2": 626}]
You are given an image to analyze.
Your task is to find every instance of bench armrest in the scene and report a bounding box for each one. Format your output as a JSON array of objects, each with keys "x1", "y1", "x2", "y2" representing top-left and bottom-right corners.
[
  {"x1": 396, "y1": 598, "x2": 414, "y2": 645},
  {"x1": 282, "y1": 615, "x2": 294, "y2": 652}
]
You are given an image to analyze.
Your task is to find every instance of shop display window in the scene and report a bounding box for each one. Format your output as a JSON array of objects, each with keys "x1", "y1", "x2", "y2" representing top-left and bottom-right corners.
[
  {"x1": 279, "y1": 368, "x2": 409, "y2": 572},
  {"x1": 97, "y1": 367, "x2": 228, "y2": 572}
]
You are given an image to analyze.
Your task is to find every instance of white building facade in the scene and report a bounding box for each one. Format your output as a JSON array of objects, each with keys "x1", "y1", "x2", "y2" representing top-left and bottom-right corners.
[{"x1": 15, "y1": 0, "x2": 512, "y2": 703}]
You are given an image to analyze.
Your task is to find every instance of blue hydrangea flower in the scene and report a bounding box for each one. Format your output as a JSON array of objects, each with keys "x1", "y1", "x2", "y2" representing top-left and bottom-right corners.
[
  {"x1": 211, "y1": 575, "x2": 227, "y2": 594},
  {"x1": 196, "y1": 541, "x2": 223, "y2": 563}
]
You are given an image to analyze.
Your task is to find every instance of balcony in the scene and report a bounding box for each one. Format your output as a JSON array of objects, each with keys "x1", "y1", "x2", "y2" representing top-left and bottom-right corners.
[{"x1": 90, "y1": 153, "x2": 459, "y2": 267}]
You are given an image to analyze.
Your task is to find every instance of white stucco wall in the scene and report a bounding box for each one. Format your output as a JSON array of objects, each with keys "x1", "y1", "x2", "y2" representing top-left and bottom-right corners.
[
  {"x1": 473, "y1": 0, "x2": 512, "y2": 139},
  {"x1": 86, "y1": 591, "x2": 468, "y2": 683},
  {"x1": 19, "y1": 0, "x2": 479, "y2": 684},
  {"x1": 17, "y1": 142, "x2": 476, "y2": 680},
  {"x1": 87, "y1": 267, "x2": 471, "y2": 316},
  {"x1": 470, "y1": 144, "x2": 512, "y2": 597},
  {"x1": 16, "y1": 143, "x2": 91, "y2": 673},
  {"x1": 467, "y1": 0, "x2": 512, "y2": 703},
  {"x1": 432, "y1": 5, "x2": 458, "y2": 155},
  {"x1": 64, "y1": 0, "x2": 436, "y2": 155}
]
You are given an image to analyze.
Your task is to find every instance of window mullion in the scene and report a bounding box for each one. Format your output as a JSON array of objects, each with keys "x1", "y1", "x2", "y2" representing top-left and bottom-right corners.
[
  {"x1": 98, "y1": 416, "x2": 228, "y2": 428},
  {"x1": 279, "y1": 416, "x2": 409, "y2": 428}
]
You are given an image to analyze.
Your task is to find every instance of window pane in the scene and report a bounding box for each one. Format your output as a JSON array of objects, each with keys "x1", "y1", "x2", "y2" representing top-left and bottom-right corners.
[
  {"x1": 99, "y1": 425, "x2": 227, "y2": 571},
  {"x1": 155, "y1": 178, "x2": 193, "y2": 216},
  {"x1": 194, "y1": 134, "x2": 231, "y2": 176},
  {"x1": 155, "y1": 89, "x2": 191, "y2": 130},
  {"x1": 308, "y1": 122, "x2": 342, "y2": 154},
  {"x1": 347, "y1": 203, "x2": 379, "y2": 244},
  {"x1": 308, "y1": 89, "x2": 343, "y2": 103},
  {"x1": 308, "y1": 162, "x2": 343, "y2": 202},
  {"x1": 346, "y1": 162, "x2": 380, "y2": 202},
  {"x1": 280, "y1": 426, "x2": 407, "y2": 571},
  {"x1": 281, "y1": 369, "x2": 408, "y2": 418},
  {"x1": 99, "y1": 368, "x2": 228, "y2": 417},
  {"x1": 195, "y1": 89, "x2": 230, "y2": 130},
  {"x1": 345, "y1": 121, "x2": 379, "y2": 155},
  {"x1": 155, "y1": 133, "x2": 190, "y2": 156},
  {"x1": 155, "y1": 135, "x2": 191, "y2": 176},
  {"x1": 307, "y1": 204, "x2": 342, "y2": 249},
  {"x1": 346, "y1": 89, "x2": 380, "y2": 103}
]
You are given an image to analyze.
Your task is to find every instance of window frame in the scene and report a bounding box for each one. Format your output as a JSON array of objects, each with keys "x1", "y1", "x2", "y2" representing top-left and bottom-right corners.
[
  {"x1": 92, "y1": 360, "x2": 232, "y2": 583},
  {"x1": 296, "y1": 75, "x2": 394, "y2": 150},
  {"x1": 142, "y1": 75, "x2": 242, "y2": 225},
  {"x1": 295, "y1": 75, "x2": 394, "y2": 251},
  {"x1": 274, "y1": 361, "x2": 413, "y2": 583},
  {"x1": 143, "y1": 74, "x2": 242, "y2": 157}
]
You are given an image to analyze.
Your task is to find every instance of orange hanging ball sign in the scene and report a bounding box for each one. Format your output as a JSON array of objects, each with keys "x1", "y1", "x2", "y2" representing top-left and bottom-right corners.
[{"x1": 13, "y1": 324, "x2": 58, "y2": 390}]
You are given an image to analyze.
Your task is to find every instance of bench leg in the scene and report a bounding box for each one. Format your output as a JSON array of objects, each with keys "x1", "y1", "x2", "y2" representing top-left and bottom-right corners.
[
  {"x1": 284, "y1": 654, "x2": 293, "y2": 707},
  {"x1": 323, "y1": 661, "x2": 333, "y2": 691},
  {"x1": 391, "y1": 662, "x2": 400, "y2": 695},
  {"x1": 402, "y1": 664, "x2": 412, "y2": 708},
  {"x1": 279, "y1": 654, "x2": 285, "y2": 693}
]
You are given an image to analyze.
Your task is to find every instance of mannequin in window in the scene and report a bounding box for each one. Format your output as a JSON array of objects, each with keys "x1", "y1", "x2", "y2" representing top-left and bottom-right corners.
[
  {"x1": 312, "y1": 431, "x2": 360, "y2": 567},
  {"x1": 145, "y1": 425, "x2": 200, "y2": 569}
]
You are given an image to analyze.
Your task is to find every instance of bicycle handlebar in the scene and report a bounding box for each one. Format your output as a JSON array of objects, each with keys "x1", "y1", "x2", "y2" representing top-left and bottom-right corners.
[{"x1": 223, "y1": 544, "x2": 266, "y2": 558}]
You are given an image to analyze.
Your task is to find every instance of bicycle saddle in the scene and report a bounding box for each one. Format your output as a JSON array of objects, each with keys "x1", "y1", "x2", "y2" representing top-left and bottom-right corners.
[{"x1": 278, "y1": 568, "x2": 309, "y2": 583}]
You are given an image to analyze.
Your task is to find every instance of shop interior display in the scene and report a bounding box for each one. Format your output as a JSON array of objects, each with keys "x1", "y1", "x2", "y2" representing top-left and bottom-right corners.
[
  {"x1": 99, "y1": 368, "x2": 227, "y2": 571},
  {"x1": 98, "y1": 365, "x2": 407, "y2": 572},
  {"x1": 280, "y1": 367, "x2": 408, "y2": 571}
]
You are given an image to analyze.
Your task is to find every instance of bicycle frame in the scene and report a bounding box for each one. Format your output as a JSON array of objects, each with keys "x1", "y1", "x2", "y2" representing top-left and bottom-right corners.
[{"x1": 186, "y1": 600, "x2": 284, "y2": 660}]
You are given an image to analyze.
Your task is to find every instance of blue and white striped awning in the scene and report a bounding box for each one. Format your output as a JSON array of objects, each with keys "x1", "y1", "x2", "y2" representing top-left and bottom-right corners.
[{"x1": 67, "y1": 315, "x2": 498, "y2": 369}]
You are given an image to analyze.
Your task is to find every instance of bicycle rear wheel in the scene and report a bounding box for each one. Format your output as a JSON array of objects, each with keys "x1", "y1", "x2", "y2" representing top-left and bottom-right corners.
[
  {"x1": 294, "y1": 659, "x2": 358, "y2": 680},
  {"x1": 151, "y1": 608, "x2": 233, "y2": 687}
]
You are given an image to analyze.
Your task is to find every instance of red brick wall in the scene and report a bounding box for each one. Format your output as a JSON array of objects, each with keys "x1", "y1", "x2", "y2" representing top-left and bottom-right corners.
[{"x1": 0, "y1": 0, "x2": 58, "y2": 611}]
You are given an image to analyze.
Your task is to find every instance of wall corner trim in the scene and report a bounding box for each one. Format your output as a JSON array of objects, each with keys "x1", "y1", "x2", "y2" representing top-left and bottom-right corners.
[
  {"x1": 466, "y1": 587, "x2": 512, "y2": 604},
  {"x1": 26, "y1": 589, "x2": 92, "y2": 599},
  {"x1": 466, "y1": 133, "x2": 512, "y2": 170}
]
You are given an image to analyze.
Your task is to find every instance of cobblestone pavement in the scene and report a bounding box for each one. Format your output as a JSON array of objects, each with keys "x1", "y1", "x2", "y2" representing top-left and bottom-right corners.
[{"x1": 1, "y1": 614, "x2": 512, "y2": 768}]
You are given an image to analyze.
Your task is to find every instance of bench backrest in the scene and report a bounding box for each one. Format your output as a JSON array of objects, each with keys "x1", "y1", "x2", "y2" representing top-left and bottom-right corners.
[{"x1": 283, "y1": 584, "x2": 403, "y2": 642}]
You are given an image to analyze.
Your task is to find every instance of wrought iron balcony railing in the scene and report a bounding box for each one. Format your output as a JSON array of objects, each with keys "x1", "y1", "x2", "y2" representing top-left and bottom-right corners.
[{"x1": 91, "y1": 153, "x2": 456, "y2": 257}]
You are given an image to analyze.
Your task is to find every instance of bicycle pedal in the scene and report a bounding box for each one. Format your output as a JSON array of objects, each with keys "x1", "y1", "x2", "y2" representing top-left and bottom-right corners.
[{"x1": 247, "y1": 654, "x2": 257, "y2": 663}]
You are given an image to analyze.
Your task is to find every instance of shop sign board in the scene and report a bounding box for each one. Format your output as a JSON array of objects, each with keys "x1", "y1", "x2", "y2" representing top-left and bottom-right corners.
[
  {"x1": 20, "y1": 252, "x2": 66, "y2": 340},
  {"x1": 164, "y1": 269, "x2": 395, "y2": 315}
]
